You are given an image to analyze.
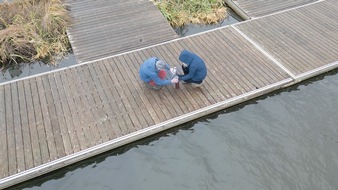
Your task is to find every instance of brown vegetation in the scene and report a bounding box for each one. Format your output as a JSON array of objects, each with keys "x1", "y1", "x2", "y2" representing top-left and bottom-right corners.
[
  {"x1": 0, "y1": 0, "x2": 72, "y2": 67},
  {"x1": 150, "y1": 0, "x2": 228, "y2": 27}
]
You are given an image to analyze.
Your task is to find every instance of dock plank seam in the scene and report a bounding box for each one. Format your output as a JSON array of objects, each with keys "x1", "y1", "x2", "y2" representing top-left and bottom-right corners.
[{"x1": 232, "y1": 25, "x2": 296, "y2": 79}]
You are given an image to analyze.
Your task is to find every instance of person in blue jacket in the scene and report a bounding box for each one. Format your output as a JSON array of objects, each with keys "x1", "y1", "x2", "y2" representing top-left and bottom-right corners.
[
  {"x1": 178, "y1": 50, "x2": 207, "y2": 87},
  {"x1": 139, "y1": 57, "x2": 178, "y2": 90}
]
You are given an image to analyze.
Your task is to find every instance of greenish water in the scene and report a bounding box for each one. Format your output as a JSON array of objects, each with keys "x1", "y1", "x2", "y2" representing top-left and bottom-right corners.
[{"x1": 11, "y1": 70, "x2": 338, "y2": 190}]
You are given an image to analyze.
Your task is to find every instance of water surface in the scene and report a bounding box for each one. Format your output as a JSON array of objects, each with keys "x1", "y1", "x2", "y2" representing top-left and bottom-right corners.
[{"x1": 11, "y1": 70, "x2": 338, "y2": 190}]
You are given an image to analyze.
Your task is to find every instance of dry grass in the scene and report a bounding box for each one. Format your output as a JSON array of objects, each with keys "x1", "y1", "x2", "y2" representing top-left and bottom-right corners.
[
  {"x1": 150, "y1": 0, "x2": 228, "y2": 27},
  {"x1": 0, "y1": 0, "x2": 71, "y2": 67}
]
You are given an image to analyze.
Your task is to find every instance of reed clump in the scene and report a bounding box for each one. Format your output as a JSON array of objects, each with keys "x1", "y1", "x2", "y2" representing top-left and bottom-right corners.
[
  {"x1": 0, "y1": 0, "x2": 71, "y2": 67},
  {"x1": 150, "y1": 0, "x2": 228, "y2": 27}
]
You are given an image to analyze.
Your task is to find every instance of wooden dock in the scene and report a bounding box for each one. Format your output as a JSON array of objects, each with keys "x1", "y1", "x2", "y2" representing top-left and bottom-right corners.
[
  {"x1": 226, "y1": 0, "x2": 319, "y2": 19},
  {"x1": 1, "y1": 0, "x2": 338, "y2": 188},
  {"x1": 66, "y1": 0, "x2": 178, "y2": 63}
]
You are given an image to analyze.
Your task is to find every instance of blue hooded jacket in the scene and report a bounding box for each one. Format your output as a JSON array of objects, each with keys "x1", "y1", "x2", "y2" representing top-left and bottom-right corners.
[
  {"x1": 179, "y1": 50, "x2": 207, "y2": 82},
  {"x1": 139, "y1": 57, "x2": 171, "y2": 86}
]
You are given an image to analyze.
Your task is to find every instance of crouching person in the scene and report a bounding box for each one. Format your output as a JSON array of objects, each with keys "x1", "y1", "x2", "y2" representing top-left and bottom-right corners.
[
  {"x1": 178, "y1": 49, "x2": 207, "y2": 88},
  {"x1": 139, "y1": 57, "x2": 178, "y2": 90}
]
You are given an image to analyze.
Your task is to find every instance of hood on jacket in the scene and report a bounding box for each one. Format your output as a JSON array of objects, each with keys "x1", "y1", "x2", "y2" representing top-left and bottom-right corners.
[{"x1": 179, "y1": 50, "x2": 194, "y2": 66}]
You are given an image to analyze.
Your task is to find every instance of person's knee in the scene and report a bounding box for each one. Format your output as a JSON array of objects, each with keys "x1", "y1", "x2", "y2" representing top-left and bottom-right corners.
[{"x1": 146, "y1": 82, "x2": 161, "y2": 90}]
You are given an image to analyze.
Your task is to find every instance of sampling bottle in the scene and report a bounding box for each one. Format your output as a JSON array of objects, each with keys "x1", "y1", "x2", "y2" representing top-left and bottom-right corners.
[{"x1": 172, "y1": 67, "x2": 180, "y2": 89}]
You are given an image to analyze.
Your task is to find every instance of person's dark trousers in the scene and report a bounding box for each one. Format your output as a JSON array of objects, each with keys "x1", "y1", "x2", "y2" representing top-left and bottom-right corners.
[
  {"x1": 182, "y1": 65, "x2": 189, "y2": 75},
  {"x1": 181, "y1": 65, "x2": 202, "y2": 84},
  {"x1": 182, "y1": 78, "x2": 203, "y2": 84}
]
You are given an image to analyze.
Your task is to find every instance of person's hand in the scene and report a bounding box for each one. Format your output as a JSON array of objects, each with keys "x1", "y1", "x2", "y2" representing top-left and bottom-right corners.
[
  {"x1": 170, "y1": 67, "x2": 176, "y2": 75},
  {"x1": 171, "y1": 78, "x2": 179, "y2": 84}
]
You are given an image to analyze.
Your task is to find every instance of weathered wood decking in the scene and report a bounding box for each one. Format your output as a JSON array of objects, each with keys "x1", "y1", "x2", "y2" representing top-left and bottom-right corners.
[
  {"x1": 66, "y1": 0, "x2": 178, "y2": 63},
  {"x1": 227, "y1": 0, "x2": 319, "y2": 19},
  {"x1": 1, "y1": 0, "x2": 338, "y2": 188},
  {"x1": 235, "y1": 0, "x2": 338, "y2": 80}
]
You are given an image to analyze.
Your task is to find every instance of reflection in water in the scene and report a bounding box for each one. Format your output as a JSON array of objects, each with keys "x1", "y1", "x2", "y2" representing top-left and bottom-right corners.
[
  {"x1": 0, "y1": 53, "x2": 76, "y2": 84},
  {"x1": 11, "y1": 70, "x2": 338, "y2": 190}
]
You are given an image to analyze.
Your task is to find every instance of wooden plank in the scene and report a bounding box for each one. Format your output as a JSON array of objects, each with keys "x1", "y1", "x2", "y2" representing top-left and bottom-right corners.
[
  {"x1": 249, "y1": 1, "x2": 315, "y2": 17},
  {"x1": 67, "y1": 67, "x2": 100, "y2": 146},
  {"x1": 189, "y1": 32, "x2": 240, "y2": 98},
  {"x1": 132, "y1": 51, "x2": 169, "y2": 122},
  {"x1": 301, "y1": 6, "x2": 338, "y2": 60},
  {"x1": 123, "y1": 52, "x2": 162, "y2": 125},
  {"x1": 236, "y1": 18, "x2": 313, "y2": 75},
  {"x1": 17, "y1": 81, "x2": 34, "y2": 170},
  {"x1": 216, "y1": 30, "x2": 268, "y2": 88},
  {"x1": 224, "y1": 28, "x2": 287, "y2": 82},
  {"x1": 67, "y1": 0, "x2": 177, "y2": 63},
  {"x1": 30, "y1": 78, "x2": 49, "y2": 164},
  {"x1": 174, "y1": 39, "x2": 221, "y2": 106},
  {"x1": 148, "y1": 44, "x2": 191, "y2": 112},
  {"x1": 74, "y1": 65, "x2": 106, "y2": 143},
  {"x1": 60, "y1": 70, "x2": 88, "y2": 150},
  {"x1": 268, "y1": 18, "x2": 319, "y2": 71},
  {"x1": 116, "y1": 55, "x2": 151, "y2": 129},
  {"x1": 69, "y1": 0, "x2": 135, "y2": 13},
  {"x1": 139, "y1": 49, "x2": 177, "y2": 119},
  {"x1": 234, "y1": 0, "x2": 317, "y2": 17},
  {"x1": 143, "y1": 48, "x2": 181, "y2": 118},
  {"x1": 109, "y1": 57, "x2": 141, "y2": 133},
  {"x1": 213, "y1": 29, "x2": 268, "y2": 91},
  {"x1": 153, "y1": 44, "x2": 196, "y2": 113},
  {"x1": 81, "y1": 64, "x2": 110, "y2": 142},
  {"x1": 183, "y1": 42, "x2": 230, "y2": 102},
  {"x1": 232, "y1": 24, "x2": 294, "y2": 81},
  {"x1": 0, "y1": 85, "x2": 8, "y2": 178},
  {"x1": 122, "y1": 54, "x2": 156, "y2": 126},
  {"x1": 36, "y1": 77, "x2": 58, "y2": 160},
  {"x1": 5, "y1": 84, "x2": 17, "y2": 175},
  {"x1": 101, "y1": 59, "x2": 133, "y2": 135},
  {"x1": 42, "y1": 75, "x2": 66, "y2": 158},
  {"x1": 48, "y1": 74, "x2": 73, "y2": 155},
  {"x1": 165, "y1": 42, "x2": 205, "y2": 111},
  {"x1": 288, "y1": 9, "x2": 338, "y2": 62},
  {"x1": 94, "y1": 61, "x2": 124, "y2": 137},
  {"x1": 169, "y1": 40, "x2": 211, "y2": 108},
  {"x1": 70, "y1": 3, "x2": 155, "y2": 27},
  {"x1": 264, "y1": 15, "x2": 320, "y2": 70},
  {"x1": 180, "y1": 36, "x2": 230, "y2": 102},
  {"x1": 10, "y1": 82, "x2": 25, "y2": 173},
  {"x1": 224, "y1": 29, "x2": 272, "y2": 87},
  {"x1": 112, "y1": 56, "x2": 144, "y2": 129},
  {"x1": 23, "y1": 79, "x2": 42, "y2": 167},
  {"x1": 54, "y1": 72, "x2": 80, "y2": 152},
  {"x1": 201, "y1": 32, "x2": 257, "y2": 92}
]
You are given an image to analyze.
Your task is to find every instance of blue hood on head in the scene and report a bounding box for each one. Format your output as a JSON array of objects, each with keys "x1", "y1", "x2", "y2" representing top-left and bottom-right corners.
[{"x1": 179, "y1": 50, "x2": 194, "y2": 66}]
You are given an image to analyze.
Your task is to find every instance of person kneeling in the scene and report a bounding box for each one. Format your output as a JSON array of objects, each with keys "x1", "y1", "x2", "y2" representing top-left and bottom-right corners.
[
  {"x1": 178, "y1": 50, "x2": 207, "y2": 88},
  {"x1": 139, "y1": 57, "x2": 178, "y2": 90}
]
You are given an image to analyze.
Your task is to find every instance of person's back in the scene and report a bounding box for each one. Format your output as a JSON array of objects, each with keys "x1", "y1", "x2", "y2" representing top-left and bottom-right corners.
[
  {"x1": 139, "y1": 57, "x2": 178, "y2": 90},
  {"x1": 178, "y1": 50, "x2": 207, "y2": 83},
  {"x1": 139, "y1": 57, "x2": 161, "y2": 83}
]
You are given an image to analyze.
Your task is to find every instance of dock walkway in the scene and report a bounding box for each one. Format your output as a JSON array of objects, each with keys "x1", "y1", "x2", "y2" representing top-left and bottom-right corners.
[
  {"x1": 1, "y1": 0, "x2": 338, "y2": 188},
  {"x1": 226, "y1": 0, "x2": 319, "y2": 19},
  {"x1": 66, "y1": 0, "x2": 178, "y2": 63}
]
